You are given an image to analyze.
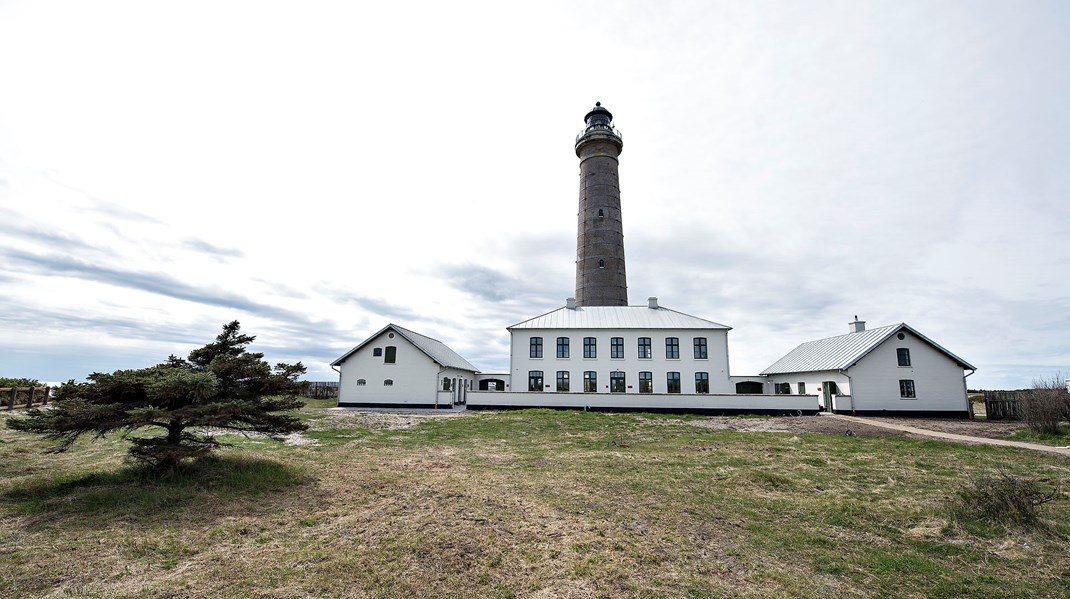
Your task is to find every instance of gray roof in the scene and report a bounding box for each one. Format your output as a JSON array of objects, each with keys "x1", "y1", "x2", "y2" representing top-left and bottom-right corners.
[
  {"x1": 508, "y1": 305, "x2": 731, "y2": 330},
  {"x1": 331, "y1": 324, "x2": 479, "y2": 372},
  {"x1": 761, "y1": 323, "x2": 976, "y2": 375}
]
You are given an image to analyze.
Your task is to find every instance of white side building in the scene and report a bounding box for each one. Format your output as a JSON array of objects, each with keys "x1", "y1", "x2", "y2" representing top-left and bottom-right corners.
[
  {"x1": 331, "y1": 324, "x2": 479, "y2": 408},
  {"x1": 761, "y1": 318, "x2": 976, "y2": 417}
]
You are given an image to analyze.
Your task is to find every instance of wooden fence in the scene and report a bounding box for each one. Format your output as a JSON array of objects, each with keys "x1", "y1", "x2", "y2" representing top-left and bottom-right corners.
[
  {"x1": 303, "y1": 381, "x2": 338, "y2": 399},
  {"x1": 3, "y1": 386, "x2": 51, "y2": 410},
  {"x1": 984, "y1": 390, "x2": 1023, "y2": 420}
]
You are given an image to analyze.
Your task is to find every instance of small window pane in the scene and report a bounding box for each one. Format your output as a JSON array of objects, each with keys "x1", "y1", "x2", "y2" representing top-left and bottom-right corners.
[
  {"x1": 373, "y1": 348, "x2": 382, "y2": 357},
  {"x1": 528, "y1": 370, "x2": 544, "y2": 392},
  {"x1": 666, "y1": 372, "x2": 681, "y2": 393},
  {"x1": 639, "y1": 371, "x2": 653, "y2": 393},
  {"x1": 583, "y1": 371, "x2": 597, "y2": 392},
  {"x1": 384, "y1": 379, "x2": 393, "y2": 386},
  {"x1": 694, "y1": 337, "x2": 708, "y2": 359},
  {"x1": 556, "y1": 371, "x2": 570, "y2": 392},
  {"x1": 695, "y1": 372, "x2": 709, "y2": 394}
]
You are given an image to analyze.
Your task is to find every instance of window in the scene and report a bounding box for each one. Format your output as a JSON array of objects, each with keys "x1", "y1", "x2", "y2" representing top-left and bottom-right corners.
[
  {"x1": 666, "y1": 372, "x2": 681, "y2": 393},
  {"x1": 825, "y1": 381, "x2": 839, "y2": 395},
  {"x1": 557, "y1": 337, "x2": 570, "y2": 358},
  {"x1": 900, "y1": 379, "x2": 916, "y2": 398},
  {"x1": 665, "y1": 337, "x2": 680, "y2": 359},
  {"x1": 556, "y1": 371, "x2": 570, "y2": 392},
  {"x1": 384, "y1": 346, "x2": 396, "y2": 364},
  {"x1": 610, "y1": 371, "x2": 626, "y2": 393},
  {"x1": 694, "y1": 337, "x2": 708, "y2": 359},
  {"x1": 597, "y1": 208, "x2": 604, "y2": 217},
  {"x1": 611, "y1": 337, "x2": 624, "y2": 358},
  {"x1": 372, "y1": 348, "x2": 382, "y2": 357},
  {"x1": 638, "y1": 337, "x2": 652, "y2": 359},
  {"x1": 797, "y1": 382, "x2": 806, "y2": 395},
  {"x1": 583, "y1": 371, "x2": 597, "y2": 392},
  {"x1": 639, "y1": 371, "x2": 653, "y2": 393},
  {"x1": 530, "y1": 337, "x2": 543, "y2": 359},
  {"x1": 598, "y1": 259, "x2": 605, "y2": 268},
  {"x1": 442, "y1": 377, "x2": 451, "y2": 391},
  {"x1": 695, "y1": 372, "x2": 709, "y2": 394},
  {"x1": 384, "y1": 379, "x2": 393, "y2": 386},
  {"x1": 356, "y1": 379, "x2": 366, "y2": 386},
  {"x1": 775, "y1": 382, "x2": 791, "y2": 395},
  {"x1": 528, "y1": 370, "x2": 544, "y2": 392},
  {"x1": 897, "y1": 348, "x2": 911, "y2": 367},
  {"x1": 583, "y1": 337, "x2": 597, "y2": 358}
]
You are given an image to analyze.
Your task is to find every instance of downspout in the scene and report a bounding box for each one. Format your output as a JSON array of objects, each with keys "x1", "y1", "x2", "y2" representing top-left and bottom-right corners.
[
  {"x1": 963, "y1": 369, "x2": 976, "y2": 420},
  {"x1": 839, "y1": 369, "x2": 856, "y2": 416}
]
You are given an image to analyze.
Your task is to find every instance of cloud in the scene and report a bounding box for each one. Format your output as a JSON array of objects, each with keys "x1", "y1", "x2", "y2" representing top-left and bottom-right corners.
[
  {"x1": 0, "y1": 248, "x2": 315, "y2": 325},
  {"x1": 181, "y1": 238, "x2": 245, "y2": 260}
]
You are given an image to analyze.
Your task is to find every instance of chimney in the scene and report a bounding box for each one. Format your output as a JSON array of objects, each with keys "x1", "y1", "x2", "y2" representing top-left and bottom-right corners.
[
  {"x1": 566, "y1": 297, "x2": 577, "y2": 310},
  {"x1": 648, "y1": 297, "x2": 659, "y2": 309},
  {"x1": 849, "y1": 315, "x2": 866, "y2": 333}
]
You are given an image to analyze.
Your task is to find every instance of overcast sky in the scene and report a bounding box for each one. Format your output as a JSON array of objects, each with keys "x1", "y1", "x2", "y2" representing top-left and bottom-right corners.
[{"x1": 1, "y1": 0, "x2": 1067, "y2": 390}]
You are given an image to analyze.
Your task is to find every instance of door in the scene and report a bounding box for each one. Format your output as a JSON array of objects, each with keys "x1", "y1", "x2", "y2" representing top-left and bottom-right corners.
[{"x1": 822, "y1": 381, "x2": 838, "y2": 413}]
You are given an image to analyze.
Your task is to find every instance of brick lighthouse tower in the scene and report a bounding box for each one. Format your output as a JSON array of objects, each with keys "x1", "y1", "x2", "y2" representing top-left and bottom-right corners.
[{"x1": 574, "y1": 102, "x2": 628, "y2": 307}]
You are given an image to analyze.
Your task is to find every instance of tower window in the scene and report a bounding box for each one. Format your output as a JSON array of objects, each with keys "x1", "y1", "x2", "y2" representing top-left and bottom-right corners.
[
  {"x1": 597, "y1": 209, "x2": 604, "y2": 218},
  {"x1": 598, "y1": 259, "x2": 605, "y2": 269}
]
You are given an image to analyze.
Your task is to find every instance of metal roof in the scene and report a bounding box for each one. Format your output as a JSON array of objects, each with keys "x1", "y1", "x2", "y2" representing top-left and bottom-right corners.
[
  {"x1": 508, "y1": 305, "x2": 731, "y2": 330},
  {"x1": 760, "y1": 323, "x2": 976, "y2": 375},
  {"x1": 331, "y1": 323, "x2": 479, "y2": 372}
]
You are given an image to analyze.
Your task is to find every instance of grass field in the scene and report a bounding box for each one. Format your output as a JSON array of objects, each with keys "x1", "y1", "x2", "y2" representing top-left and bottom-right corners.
[{"x1": 2, "y1": 402, "x2": 1069, "y2": 598}]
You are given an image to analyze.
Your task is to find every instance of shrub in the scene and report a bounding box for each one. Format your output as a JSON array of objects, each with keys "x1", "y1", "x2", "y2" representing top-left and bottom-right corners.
[
  {"x1": 948, "y1": 470, "x2": 1059, "y2": 526},
  {"x1": 1021, "y1": 374, "x2": 1070, "y2": 435}
]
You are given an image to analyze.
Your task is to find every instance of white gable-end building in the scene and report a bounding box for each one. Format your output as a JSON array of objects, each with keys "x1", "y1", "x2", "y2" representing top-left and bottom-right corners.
[
  {"x1": 761, "y1": 319, "x2": 976, "y2": 417},
  {"x1": 332, "y1": 324, "x2": 479, "y2": 408}
]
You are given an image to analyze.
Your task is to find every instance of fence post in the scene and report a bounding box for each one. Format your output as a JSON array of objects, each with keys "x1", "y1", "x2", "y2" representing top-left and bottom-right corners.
[
  {"x1": 43, "y1": 386, "x2": 50, "y2": 405},
  {"x1": 27, "y1": 387, "x2": 34, "y2": 408},
  {"x1": 7, "y1": 387, "x2": 16, "y2": 410}
]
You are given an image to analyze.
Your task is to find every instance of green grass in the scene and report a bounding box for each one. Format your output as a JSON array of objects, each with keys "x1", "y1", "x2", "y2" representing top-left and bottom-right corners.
[
  {"x1": 1012, "y1": 424, "x2": 1070, "y2": 445},
  {"x1": 2, "y1": 403, "x2": 1069, "y2": 598}
]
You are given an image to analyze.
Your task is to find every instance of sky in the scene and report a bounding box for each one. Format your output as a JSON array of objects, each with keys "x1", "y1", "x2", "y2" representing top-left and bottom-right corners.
[{"x1": 1, "y1": 0, "x2": 1068, "y2": 390}]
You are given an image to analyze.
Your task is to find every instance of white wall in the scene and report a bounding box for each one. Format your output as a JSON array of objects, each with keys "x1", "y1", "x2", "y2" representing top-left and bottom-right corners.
[
  {"x1": 509, "y1": 328, "x2": 732, "y2": 395},
  {"x1": 765, "y1": 370, "x2": 851, "y2": 410},
  {"x1": 847, "y1": 332, "x2": 969, "y2": 413},
  {"x1": 467, "y1": 391, "x2": 819, "y2": 413}
]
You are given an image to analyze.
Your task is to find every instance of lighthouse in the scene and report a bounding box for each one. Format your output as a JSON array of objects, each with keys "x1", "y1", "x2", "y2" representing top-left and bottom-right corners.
[{"x1": 574, "y1": 102, "x2": 628, "y2": 307}]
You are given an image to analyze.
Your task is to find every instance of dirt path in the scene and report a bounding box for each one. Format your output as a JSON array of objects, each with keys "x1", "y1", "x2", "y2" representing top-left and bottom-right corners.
[{"x1": 825, "y1": 414, "x2": 1070, "y2": 457}]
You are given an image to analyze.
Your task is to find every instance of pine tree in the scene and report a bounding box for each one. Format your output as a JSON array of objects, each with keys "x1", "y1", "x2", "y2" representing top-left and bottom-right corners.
[{"x1": 8, "y1": 321, "x2": 308, "y2": 469}]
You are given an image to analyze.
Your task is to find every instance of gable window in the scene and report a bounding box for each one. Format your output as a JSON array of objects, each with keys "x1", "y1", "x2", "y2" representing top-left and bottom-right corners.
[
  {"x1": 897, "y1": 348, "x2": 911, "y2": 367},
  {"x1": 373, "y1": 348, "x2": 382, "y2": 357},
  {"x1": 694, "y1": 337, "x2": 708, "y2": 359},
  {"x1": 384, "y1": 346, "x2": 396, "y2": 364},
  {"x1": 583, "y1": 371, "x2": 597, "y2": 392},
  {"x1": 528, "y1": 370, "x2": 544, "y2": 392},
  {"x1": 610, "y1": 371, "x2": 626, "y2": 393},
  {"x1": 556, "y1": 371, "x2": 570, "y2": 392},
  {"x1": 610, "y1": 337, "x2": 624, "y2": 359},
  {"x1": 384, "y1": 379, "x2": 393, "y2": 386},
  {"x1": 356, "y1": 379, "x2": 366, "y2": 386},
  {"x1": 530, "y1": 337, "x2": 543, "y2": 359},
  {"x1": 583, "y1": 337, "x2": 597, "y2": 358},
  {"x1": 638, "y1": 337, "x2": 651, "y2": 359},
  {"x1": 899, "y1": 379, "x2": 916, "y2": 398},
  {"x1": 665, "y1": 337, "x2": 680, "y2": 359},
  {"x1": 557, "y1": 337, "x2": 570, "y2": 359},
  {"x1": 797, "y1": 382, "x2": 806, "y2": 394},
  {"x1": 639, "y1": 371, "x2": 653, "y2": 393},
  {"x1": 666, "y1": 372, "x2": 681, "y2": 393},
  {"x1": 695, "y1": 372, "x2": 709, "y2": 394},
  {"x1": 775, "y1": 382, "x2": 791, "y2": 395}
]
